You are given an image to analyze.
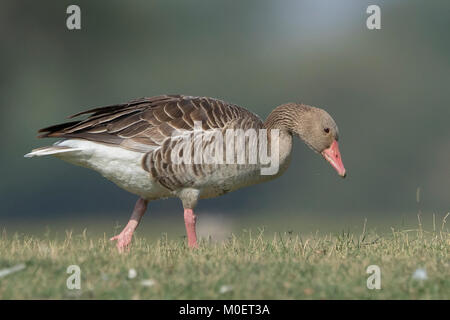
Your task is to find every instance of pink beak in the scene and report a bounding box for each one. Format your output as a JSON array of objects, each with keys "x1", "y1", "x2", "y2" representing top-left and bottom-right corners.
[{"x1": 321, "y1": 140, "x2": 346, "y2": 178}]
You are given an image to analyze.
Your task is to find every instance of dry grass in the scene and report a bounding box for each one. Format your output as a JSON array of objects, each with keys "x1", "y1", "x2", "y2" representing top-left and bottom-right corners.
[{"x1": 0, "y1": 219, "x2": 449, "y2": 299}]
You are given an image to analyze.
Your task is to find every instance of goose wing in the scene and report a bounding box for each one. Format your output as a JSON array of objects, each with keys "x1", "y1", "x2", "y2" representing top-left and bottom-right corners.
[
  {"x1": 38, "y1": 95, "x2": 264, "y2": 191},
  {"x1": 38, "y1": 95, "x2": 262, "y2": 153}
]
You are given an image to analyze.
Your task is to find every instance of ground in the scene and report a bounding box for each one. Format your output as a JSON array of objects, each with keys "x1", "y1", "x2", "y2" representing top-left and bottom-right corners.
[{"x1": 0, "y1": 226, "x2": 448, "y2": 299}]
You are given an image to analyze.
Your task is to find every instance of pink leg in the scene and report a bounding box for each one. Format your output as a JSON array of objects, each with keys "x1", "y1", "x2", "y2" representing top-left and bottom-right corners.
[
  {"x1": 110, "y1": 198, "x2": 148, "y2": 252},
  {"x1": 184, "y1": 209, "x2": 198, "y2": 248}
]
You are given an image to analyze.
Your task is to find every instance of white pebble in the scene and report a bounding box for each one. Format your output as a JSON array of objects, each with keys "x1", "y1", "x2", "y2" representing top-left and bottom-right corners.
[
  {"x1": 140, "y1": 279, "x2": 156, "y2": 287},
  {"x1": 219, "y1": 285, "x2": 233, "y2": 294},
  {"x1": 0, "y1": 263, "x2": 26, "y2": 278},
  {"x1": 412, "y1": 268, "x2": 427, "y2": 280},
  {"x1": 128, "y1": 268, "x2": 137, "y2": 279}
]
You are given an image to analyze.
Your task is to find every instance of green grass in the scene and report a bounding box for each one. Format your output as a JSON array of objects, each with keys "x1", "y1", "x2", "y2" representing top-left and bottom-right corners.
[{"x1": 0, "y1": 222, "x2": 449, "y2": 299}]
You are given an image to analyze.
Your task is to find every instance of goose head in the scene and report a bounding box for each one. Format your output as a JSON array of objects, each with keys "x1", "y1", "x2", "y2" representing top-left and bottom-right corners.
[{"x1": 265, "y1": 103, "x2": 346, "y2": 178}]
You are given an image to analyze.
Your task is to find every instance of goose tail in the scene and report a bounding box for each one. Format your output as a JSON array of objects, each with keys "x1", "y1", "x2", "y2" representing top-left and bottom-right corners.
[{"x1": 24, "y1": 145, "x2": 82, "y2": 158}]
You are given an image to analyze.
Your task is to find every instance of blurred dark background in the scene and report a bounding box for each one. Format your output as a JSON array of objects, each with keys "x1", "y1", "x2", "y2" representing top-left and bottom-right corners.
[{"x1": 1, "y1": 0, "x2": 449, "y2": 238}]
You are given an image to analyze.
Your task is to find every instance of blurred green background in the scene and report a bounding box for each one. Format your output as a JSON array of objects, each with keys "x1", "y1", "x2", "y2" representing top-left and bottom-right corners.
[{"x1": 1, "y1": 0, "x2": 449, "y2": 239}]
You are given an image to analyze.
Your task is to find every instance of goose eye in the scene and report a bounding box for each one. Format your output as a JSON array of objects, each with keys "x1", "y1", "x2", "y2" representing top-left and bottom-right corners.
[{"x1": 324, "y1": 128, "x2": 330, "y2": 134}]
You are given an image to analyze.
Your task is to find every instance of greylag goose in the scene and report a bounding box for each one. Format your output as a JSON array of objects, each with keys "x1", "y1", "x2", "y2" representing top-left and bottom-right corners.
[{"x1": 25, "y1": 95, "x2": 346, "y2": 250}]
